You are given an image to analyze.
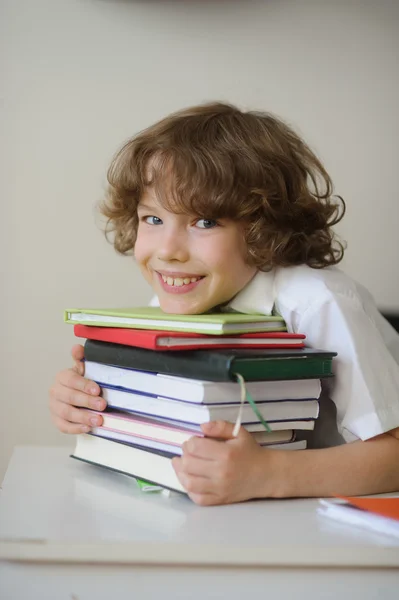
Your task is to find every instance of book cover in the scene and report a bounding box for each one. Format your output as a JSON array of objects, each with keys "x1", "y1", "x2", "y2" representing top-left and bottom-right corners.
[
  {"x1": 84, "y1": 339, "x2": 336, "y2": 382},
  {"x1": 74, "y1": 324, "x2": 305, "y2": 351},
  {"x1": 65, "y1": 306, "x2": 286, "y2": 335}
]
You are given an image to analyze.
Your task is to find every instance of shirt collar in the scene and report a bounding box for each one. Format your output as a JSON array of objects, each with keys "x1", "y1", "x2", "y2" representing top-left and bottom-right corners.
[{"x1": 222, "y1": 270, "x2": 275, "y2": 315}]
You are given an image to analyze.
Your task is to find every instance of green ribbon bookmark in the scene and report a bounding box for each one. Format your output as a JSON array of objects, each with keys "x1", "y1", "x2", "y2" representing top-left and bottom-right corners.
[{"x1": 233, "y1": 373, "x2": 271, "y2": 434}]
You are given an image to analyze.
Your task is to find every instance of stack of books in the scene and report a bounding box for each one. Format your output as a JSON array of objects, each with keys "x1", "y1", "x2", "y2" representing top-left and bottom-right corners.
[{"x1": 64, "y1": 307, "x2": 336, "y2": 493}]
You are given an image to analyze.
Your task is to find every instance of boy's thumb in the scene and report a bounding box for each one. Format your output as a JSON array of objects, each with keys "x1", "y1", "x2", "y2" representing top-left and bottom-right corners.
[
  {"x1": 71, "y1": 344, "x2": 85, "y2": 362},
  {"x1": 201, "y1": 420, "x2": 236, "y2": 440},
  {"x1": 71, "y1": 344, "x2": 85, "y2": 374}
]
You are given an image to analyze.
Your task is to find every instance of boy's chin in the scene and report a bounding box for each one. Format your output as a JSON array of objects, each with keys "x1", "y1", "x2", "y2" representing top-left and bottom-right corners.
[{"x1": 158, "y1": 297, "x2": 210, "y2": 315}]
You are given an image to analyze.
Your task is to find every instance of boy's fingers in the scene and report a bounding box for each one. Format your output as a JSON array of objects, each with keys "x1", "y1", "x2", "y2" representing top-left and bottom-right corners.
[
  {"x1": 51, "y1": 401, "x2": 104, "y2": 428},
  {"x1": 50, "y1": 399, "x2": 99, "y2": 424},
  {"x1": 50, "y1": 383, "x2": 105, "y2": 410},
  {"x1": 178, "y1": 454, "x2": 213, "y2": 478},
  {"x1": 51, "y1": 415, "x2": 91, "y2": 435},
  {"x1": 182, "y1": 436, "x2": 224, "y2": 460},
  {"x1": 56, "y1": 368, "x2": 100, "y2": 396},
  {"x1": 200, "y1": 420, "x2": 236, "y2": 440}
]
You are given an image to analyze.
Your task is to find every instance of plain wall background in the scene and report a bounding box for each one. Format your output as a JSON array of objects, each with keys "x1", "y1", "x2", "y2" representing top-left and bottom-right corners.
[{"x1": 1, "y1": 0, "x2": 398, "y2": 479}]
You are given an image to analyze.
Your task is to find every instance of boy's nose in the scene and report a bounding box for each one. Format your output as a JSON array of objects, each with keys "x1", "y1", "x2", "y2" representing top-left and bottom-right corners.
[{"x1": 157, "y1": 231, "x2": 189, "y2": 263}]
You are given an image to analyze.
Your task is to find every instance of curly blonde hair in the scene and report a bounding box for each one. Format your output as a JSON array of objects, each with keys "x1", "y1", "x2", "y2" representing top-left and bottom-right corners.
[{"x1": 101, "y1": 102, "x2": 345, "y2": 270}]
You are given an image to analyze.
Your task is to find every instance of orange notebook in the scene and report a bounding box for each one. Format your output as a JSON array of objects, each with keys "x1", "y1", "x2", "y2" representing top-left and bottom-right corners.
[
  {"x1": 318, "y1": 496, "x2": 399, "y2": 539},
  {"x1": 338, "y1": 496, "x2": 399, "y2": 521}
]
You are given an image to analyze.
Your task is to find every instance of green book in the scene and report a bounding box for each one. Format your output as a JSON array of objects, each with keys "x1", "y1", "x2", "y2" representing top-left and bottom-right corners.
[
  {"x1": 64, "y1": 306, "x2": 286, "y2": 335},
  {"x1": 135, "y1": 478, "x2": 163, "y2": 493}
]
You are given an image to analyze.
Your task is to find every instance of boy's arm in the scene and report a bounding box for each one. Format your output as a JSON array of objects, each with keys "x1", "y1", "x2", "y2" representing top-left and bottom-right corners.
[
  {"x1": 268, "y1": 426, "x2": 399, "y2": 499},
  {"x1": 172, "y1": 422, "x2": 399, "y2": 505}
]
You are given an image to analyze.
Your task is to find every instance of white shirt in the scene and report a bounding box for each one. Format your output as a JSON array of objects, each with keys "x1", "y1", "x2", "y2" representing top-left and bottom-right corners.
[
  {"x1": 226, "y1": 265, "x2": 399, "y2": 443},
  {"x1": 152, "y1": 265, "x2": 399, "y2": 444}
]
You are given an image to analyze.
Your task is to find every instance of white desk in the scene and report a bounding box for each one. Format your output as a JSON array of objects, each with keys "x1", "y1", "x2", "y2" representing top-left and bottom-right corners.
[{"x1": 0, "y1": 446, "x2": 398, "y2": 599}]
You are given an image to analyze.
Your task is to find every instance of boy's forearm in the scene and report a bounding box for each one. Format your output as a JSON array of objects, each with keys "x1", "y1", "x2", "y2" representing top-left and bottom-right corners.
[{"x1": 260, "y1": 432, "x2": 399, "y2": 499}]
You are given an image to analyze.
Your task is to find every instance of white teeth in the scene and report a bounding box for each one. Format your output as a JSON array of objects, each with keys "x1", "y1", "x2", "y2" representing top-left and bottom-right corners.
[{"x1": 161, "y1": 275, "x2": 201, "y2": 286}]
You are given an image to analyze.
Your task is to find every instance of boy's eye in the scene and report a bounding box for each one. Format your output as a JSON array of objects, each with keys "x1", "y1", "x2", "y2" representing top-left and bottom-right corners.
[
  {"x1": 143, "y1": 216, "x2": 163, "y2": 225},
  {"x1": 195, "y1": 219, "x2": 218, "y2": 229}
]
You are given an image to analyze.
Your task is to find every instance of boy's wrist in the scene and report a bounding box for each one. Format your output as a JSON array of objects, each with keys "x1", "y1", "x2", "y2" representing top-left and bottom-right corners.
[{"x1": 253, "y1": 448, "x2": 293, "y2": 499}]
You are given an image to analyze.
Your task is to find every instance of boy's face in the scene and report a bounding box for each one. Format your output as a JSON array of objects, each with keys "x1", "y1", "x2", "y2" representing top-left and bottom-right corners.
[{"x1": 135, "y1": 188, "x2": 257, "y2": 314}]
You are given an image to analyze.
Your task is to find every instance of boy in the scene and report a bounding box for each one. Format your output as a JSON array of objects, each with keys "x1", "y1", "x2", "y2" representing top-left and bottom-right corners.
[{"x1": 49, "y1": 102, "x2": 399, "y2": 505}]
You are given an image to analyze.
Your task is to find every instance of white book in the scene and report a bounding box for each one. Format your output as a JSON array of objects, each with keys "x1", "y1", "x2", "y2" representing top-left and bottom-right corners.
[
  {"x1": 100, "y1": 385, "x2": 319, "y2": 425},
  {"x1": 92, "y1": 427, "x2": 307, "y2": 454},
  {"x1": 72, "y1": 434, "x2": 185, "y2": 493},
  {"x1": 72, "y1": 434, "x2": 308, "y2": 496},
  {"x1": 92, "y1": 414, "x2": 295, "y2": 447},
  {"x1": 97, "y1": 412, "x2": 315, "y2": 433},
  {"x1": 84, "y1": 361, "x2": 321, "y2": 404}
]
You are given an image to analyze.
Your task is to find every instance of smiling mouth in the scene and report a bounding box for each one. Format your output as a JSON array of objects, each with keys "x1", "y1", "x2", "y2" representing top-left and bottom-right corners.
[
  {"x1": 160, "y1": 274, "x2": 204, "y2": 287},
  {"x1": 158, "y1": 273, "x2": 204, "y2": 287}
]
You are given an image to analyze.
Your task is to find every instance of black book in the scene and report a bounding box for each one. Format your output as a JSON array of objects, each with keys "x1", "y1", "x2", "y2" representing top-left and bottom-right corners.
[{"x1": 84, "y1": 339, "x2": 336, "y2": 382}]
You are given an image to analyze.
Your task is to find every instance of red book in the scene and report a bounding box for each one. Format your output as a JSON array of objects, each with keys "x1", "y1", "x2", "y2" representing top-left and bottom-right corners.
[{"x1": 74, "y1": 324, "x2": 305, "y2": 351}]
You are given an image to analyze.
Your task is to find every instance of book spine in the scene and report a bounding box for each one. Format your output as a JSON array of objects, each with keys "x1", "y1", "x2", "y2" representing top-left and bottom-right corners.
[{"x1": 234, "y1": 358, "x2": 333, "y2": 381}]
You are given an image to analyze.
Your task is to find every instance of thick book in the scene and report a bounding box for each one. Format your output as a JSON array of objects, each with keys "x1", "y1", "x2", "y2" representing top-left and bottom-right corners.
[
  {"x1": 91, "y1": 427, "x2": 306, "y2": 455},
  {"x1": 93, "y1": 410, "x2": 295, "y2": 447},
  {"x1": 72, "y1": 434, "x2": 185, "y2": 493},
  {"x1": 74, "y1": 324, "x2": 305, "y2": 351},
  {"x1": 84, "y1": 361, "x2": 322, "y2": 404},
  {"x1": 84, "y1": 340, "x2": 336, "y2": 382},
  {"x1": 72, "y1": 433, "x2": 308, "y2": 495},
  {"x1": 98, "y1": 384, "x2": 319, "y2": 425},
  {"x1": 65, "y1": 306, "x2": 286, "y2": 335}
]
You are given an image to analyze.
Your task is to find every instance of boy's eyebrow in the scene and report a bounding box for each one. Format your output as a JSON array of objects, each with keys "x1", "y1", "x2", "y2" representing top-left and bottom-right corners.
[{"x1": 137, "y1": 202, "x2": 157, "y2": 211}]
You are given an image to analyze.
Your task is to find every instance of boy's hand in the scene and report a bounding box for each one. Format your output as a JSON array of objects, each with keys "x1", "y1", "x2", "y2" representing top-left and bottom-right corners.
[
  {"x1": 49, "y1": 344, "x2": 106, "y2": 434},
  {"x1": 172, "y1": 421, "x2": 271, "y2": 506}
]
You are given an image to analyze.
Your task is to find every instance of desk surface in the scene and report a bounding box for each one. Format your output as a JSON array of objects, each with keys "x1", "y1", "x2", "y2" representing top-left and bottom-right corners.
[{"x1": 0, "y1": 446, "x2": 399, "y2": 567}]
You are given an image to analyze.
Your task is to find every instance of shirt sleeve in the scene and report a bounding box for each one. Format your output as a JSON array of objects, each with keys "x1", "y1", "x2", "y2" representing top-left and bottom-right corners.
[{"x1": 297, "y1": 293, "x2": 399, "y2": 442}]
